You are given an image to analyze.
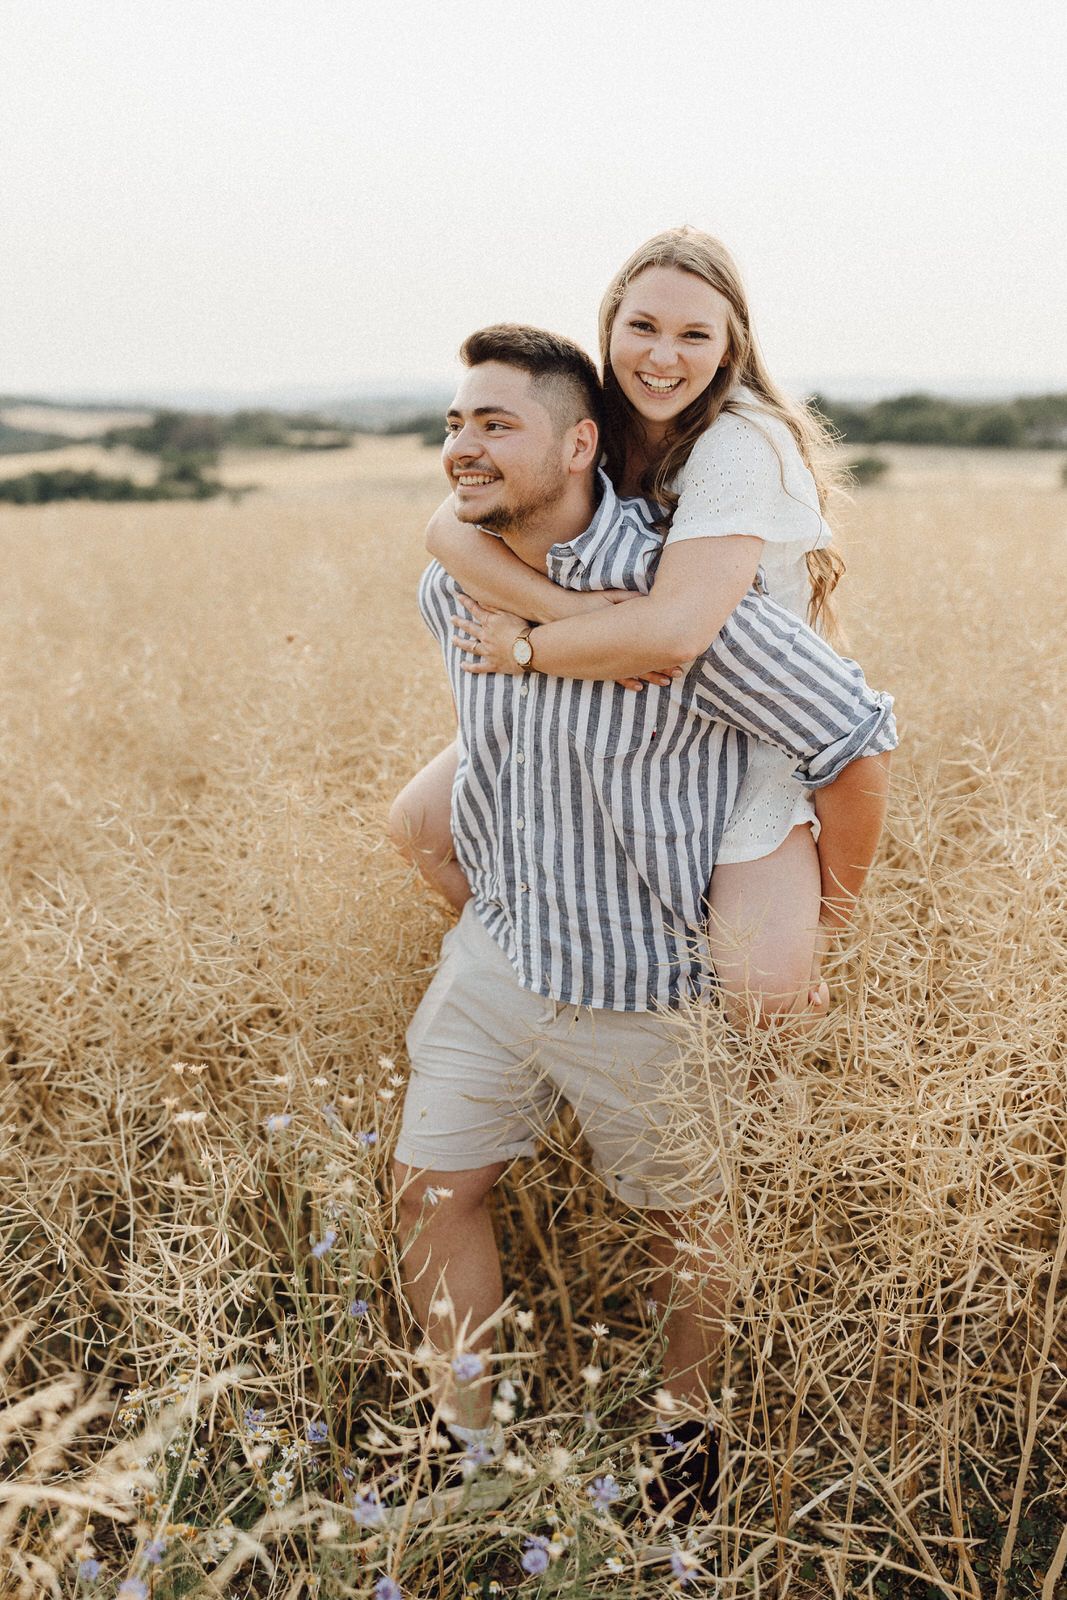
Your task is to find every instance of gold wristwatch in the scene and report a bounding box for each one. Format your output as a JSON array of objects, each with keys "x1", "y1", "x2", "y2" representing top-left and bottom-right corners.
[{"x1": 512, "y1": 627, "x2": 534, "y2": 671}]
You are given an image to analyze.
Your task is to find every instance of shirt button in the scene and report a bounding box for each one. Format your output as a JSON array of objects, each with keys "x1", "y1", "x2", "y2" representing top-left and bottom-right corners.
[
  {"x1": 519, "y1": 682, "x2": 529, "y2": 696},
  {"x1": 516, "y1": 817, "x2": 525, "y2": 830},
  {"x1": 520, "y1": 882, "x2": 530, "y2": 892},
  {"x1": 516, "y1": 752, "x2": 525, "y2": 764}
]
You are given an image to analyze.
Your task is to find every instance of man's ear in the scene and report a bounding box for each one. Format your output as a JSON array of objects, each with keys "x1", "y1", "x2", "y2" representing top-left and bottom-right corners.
[{"x1": 567, "y1": 418, "x2": 600, "y2": 474}]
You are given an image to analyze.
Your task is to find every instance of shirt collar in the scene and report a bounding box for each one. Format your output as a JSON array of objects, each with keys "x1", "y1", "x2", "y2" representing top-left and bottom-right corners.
[{"x1": 547, "y1": 468, "x2": 653, "y2": 572}]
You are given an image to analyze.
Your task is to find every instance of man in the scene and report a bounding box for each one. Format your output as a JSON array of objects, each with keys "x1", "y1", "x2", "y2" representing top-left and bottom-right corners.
[{"x1": 389, "y1": 325, "x2": 896, "y2": 1519}]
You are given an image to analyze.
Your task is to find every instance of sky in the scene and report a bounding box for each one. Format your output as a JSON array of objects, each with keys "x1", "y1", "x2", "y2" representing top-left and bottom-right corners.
[{"x1": 3, "y1": 0, "x2": 1066, "y2": 403}]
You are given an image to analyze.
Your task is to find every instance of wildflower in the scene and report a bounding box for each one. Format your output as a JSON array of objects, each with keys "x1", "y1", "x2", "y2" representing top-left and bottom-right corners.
[
  {"x1": 321, "y1": 1103, "x2": 340, "y2": 1124},
  {"x1": 244, "y1": 1407, "x2": 267, "y2": 1435},
  {"x1": 311, "y1": 1228, "x2": 338, "y2": 1259},
  {"x1": 431, "y1": 1296, "x2": 452, "y2": 1319},
  {"x1": 351, "y1": 1489, "x2": 385, "y2": 1528},
  {"x1": 514, "y1": 1309, "x2": 534, "y2": 1332},
  {"x1": 645, "y1": 1296, "x2": 659, "y2": 1316},
  {"x1": 424, "y1": 1185, "x2": 452, "y2": 1205},
  {"x1": 311, "y1": 1075, "x2": 329, "y2": 1088},
  {"x1": 348, "y1": 1298, "x2": 370, "y2": 1319},
  {"x1": 306, "y1": 1419, "x2": 329, "y2": 1445},
  {"x1": 581, "y1": 1365, "x2": 603, "y2": 1386},
  {"x1": 497, "y1": 1377, "x2": 517, "y2": 1402},
  {"x1": 77, "y1": 1557, "x2": 102, "y2": 1580},
  {"x1": 143, "y1": 1538, "x2": 166, "y2": 1565},
  {"x1": 378, "y1": 1055, "x2": 396, "y2": 1072},
  {"x1": 375, "y1": 1578, "x2": 402, "y2": 1600},
  {"x1": 591, "y1": 1322, "x2": 608, "y2": 1337},
  {"x1": 117, "y1": 1583, "x2": 148, "y2": 1600},
  {"x1": 547, "y1": 1445, "x2": 572, "y2": 1477},
  {"x1": 270, "y1": 1073, "x2": 291, "y2": 1086},
  {"x1": 670, "y1": 1550, "x2": 702, "y2": 1584},
  {"x1": 263, "y1": 1113, "x2": 292, "y2": 1133},
  {"x1": 356, "y1": 1130, "x2": 378, "y2": 1147},
  {"x1": 492, "y1": 1398, "x2": 515, "y2": 1423},
  {"x1": 521, "y1": 1537, "x2": 551, "y2": 1576},
  {"x1": 377, "y1": 1087, "x2": 395, "y2": 1101},
  {"x1": 451, "y1": 1352, "x2": 484, "y2": 1383},
  {"x1": 264, "y1": 1336, "x2": 280, "y2": 1355},
  {"x1": 587, "y1": 1474, "x2": 622, "y2": 1510},
  {"x1": 173, "y1": 1109, "x2": 207, "y2": 1125},
  {"x1": 317, "y1": 1517, "x2": 342, "y2": 1541}
]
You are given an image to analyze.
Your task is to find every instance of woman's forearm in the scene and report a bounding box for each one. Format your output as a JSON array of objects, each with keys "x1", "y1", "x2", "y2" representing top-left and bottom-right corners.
[
  {"x1": 427, "y1": 507, "x2": 608, "y2": 625},
  {"x1": 527, "y1": 534, "x2": 763, "y2": 679},
  {"x1": 813, "y1": 752, "x2": 892, "y2": 928}
]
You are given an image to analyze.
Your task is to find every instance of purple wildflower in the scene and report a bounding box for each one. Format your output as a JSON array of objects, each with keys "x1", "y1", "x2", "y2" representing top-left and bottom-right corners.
[
  {"x1": 78, "y1": 1558, "x2": 102, "y2": 1581},
  {"x1": 263, "y1": 1112, "x2": 292, "y2": 1133},
  {"x1": 306, "y1": 1418, "x2": 329, "y2": 1444},
  {"x1": 244, "y1": 1407, "x2": 266, "y2": 1435},
  {"x1": 117, "y1": 1582, "x2": 148, "y2": 1600},
  {"x1": 143, "y1": 1537, "x2": 166, "y2": 1565},
  {"x1": 356, "y1": 1129, "x2": 378, "y2": 1147},
  {"x1": 464, "y1": 1439, "x2": 494, "y2": 1467},
  {"x1": 348, "y1": 1297, "x2": 370, "y2": 1319},
  {"x1": 670, "y1": 1551, "x2": 700, "y2": 1584},
  {"x1": 521, "y1": 1537, "x2": 550, "y2": 1576},
  {"x1": 587, "y1": 1473, "x2": 622, "y2": 1509},
  {"x1": 352, "y1": 1489, "x2": 385, "y2": 1528},
  {"x1": 451, "y1": 1351, "x2": 484, "y2": 1383},
  {"x1": 321, "y1": 1103, "x2": 339, "y2": 1124},
  {"x1": 311, "y1": 1228, "x2": 338, "y2": 1259},
  {"x1": 374, "y1": 1579, "x2": 402, "y2": 1600}
]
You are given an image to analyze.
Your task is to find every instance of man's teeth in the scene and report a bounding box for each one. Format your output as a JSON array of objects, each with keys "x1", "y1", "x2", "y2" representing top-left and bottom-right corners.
[
  {"x1": 456, "y1": 474, "x2": 496, "y2": 485},
  {"x1": 639, "y1": 375, "x2": 682, "y2": 392}
]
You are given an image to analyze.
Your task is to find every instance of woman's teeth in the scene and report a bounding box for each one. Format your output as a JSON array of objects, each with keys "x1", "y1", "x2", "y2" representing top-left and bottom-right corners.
[{"x1": 638, "y1": 375, "x2": 682, "y2": 394}]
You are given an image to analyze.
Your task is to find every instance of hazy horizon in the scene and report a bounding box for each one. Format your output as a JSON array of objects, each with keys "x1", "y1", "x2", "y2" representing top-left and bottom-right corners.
[{"x1": 4, "y1": 2, "x2": 1065, "y2": 400}]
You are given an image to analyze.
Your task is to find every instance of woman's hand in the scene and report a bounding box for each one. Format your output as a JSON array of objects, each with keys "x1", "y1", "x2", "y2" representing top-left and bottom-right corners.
[
  {"x1": 451, "y1": 598, "x2": 528, "y2": 676},
  {"x1": 452, "y1": 594, "x2": 683, "y2": 687}
]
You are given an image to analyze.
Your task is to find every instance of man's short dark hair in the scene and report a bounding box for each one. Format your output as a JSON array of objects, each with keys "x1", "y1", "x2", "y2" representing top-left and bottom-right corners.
[{"x1": 459, "y1": 324, "x2": 604, "y2": 436}]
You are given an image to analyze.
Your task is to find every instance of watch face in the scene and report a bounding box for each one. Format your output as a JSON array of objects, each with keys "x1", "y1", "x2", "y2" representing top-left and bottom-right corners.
[{"x1": 513, "y1": 635, "x2": 533, "y2": 667}]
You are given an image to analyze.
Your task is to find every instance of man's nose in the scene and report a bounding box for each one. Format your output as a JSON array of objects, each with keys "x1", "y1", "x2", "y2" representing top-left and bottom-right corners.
[{"x1": 444, "y1": 425, "x2": 480, "y2": 464}]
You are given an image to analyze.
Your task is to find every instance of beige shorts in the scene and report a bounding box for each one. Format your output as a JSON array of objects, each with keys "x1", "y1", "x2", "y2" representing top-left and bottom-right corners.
[{"x1": 395, "y1": 903, "x2": 727, "y2": 1210}]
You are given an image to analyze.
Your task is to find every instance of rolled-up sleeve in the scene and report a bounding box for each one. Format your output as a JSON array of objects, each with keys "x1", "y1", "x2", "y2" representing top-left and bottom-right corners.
[{"x1": 691, "y1": 588, "x2": 898, "y2": 788}]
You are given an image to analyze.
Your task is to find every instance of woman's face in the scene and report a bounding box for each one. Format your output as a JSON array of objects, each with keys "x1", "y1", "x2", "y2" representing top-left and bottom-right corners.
[{"x1": 608, "y1": 265, "x2": 732, "y2": 442}]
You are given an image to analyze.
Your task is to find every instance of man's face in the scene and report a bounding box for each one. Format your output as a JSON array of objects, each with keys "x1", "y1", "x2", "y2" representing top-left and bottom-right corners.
[{"x1": 442, "y1": 362, "x2": 571, "y2": 532}]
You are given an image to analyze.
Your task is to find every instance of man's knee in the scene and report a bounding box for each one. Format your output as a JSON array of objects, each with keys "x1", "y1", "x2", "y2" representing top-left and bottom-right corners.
[{"x1": 390, "y1": 1159, "x2": 504, "y2": 1227}]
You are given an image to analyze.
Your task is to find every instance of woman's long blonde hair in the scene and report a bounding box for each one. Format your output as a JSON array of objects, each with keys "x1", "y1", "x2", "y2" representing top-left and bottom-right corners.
[{"x1": 598, "y1": 227, "x2": 845, "y2": 636}]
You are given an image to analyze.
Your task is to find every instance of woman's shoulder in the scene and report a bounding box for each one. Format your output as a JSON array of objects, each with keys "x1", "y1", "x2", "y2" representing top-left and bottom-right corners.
[{"x1": 678, "y1": 394, "x2": 788, "y2": 489}]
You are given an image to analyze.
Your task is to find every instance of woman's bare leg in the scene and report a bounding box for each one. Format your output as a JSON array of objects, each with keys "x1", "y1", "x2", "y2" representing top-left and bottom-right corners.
[
  {"x1": 707, "y1": 824, "x2": 827, "y2": 1028},
  {"x1": 388, "y1": 742, "x2": 470, "y2": 912}
]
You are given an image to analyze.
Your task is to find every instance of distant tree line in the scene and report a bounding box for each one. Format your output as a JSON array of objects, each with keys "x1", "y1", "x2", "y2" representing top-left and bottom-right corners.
[
  {"x1": 103, "y1": 409, "x2": 354, "y2": 464},
  {"x1": 0, "y1": 460, "x2": 230, "y2": 505},
  {"x1": 814, "y1": 391, "x2": 1067, "y2": 449}
]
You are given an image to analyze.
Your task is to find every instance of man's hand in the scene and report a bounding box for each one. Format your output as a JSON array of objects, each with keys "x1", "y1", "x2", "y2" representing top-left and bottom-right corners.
[{"x1": 452, "y1": 594, "x2": 683, "y2": 687}]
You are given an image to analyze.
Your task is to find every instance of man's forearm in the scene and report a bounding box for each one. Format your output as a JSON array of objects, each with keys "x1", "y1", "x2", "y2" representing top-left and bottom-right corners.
[{"x1": 813, "y1": 753, "x2": 892, "y2": 928}]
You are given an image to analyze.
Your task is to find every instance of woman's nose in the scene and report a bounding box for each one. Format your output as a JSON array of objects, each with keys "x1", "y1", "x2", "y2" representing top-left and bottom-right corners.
[{"x1": 648, "y1": 337, "x2": 677, "y2": 369}]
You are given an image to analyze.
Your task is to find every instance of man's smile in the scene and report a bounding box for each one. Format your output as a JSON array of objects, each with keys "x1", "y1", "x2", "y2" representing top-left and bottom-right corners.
[{"x1": 453, "y1": 472, "x2": 499, "y2": 487}]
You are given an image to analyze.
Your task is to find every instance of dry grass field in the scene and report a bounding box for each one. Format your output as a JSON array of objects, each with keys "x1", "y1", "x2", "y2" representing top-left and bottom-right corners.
[{"x1": 1, "y1": 437, "x2": 1065, "y2": 1599}]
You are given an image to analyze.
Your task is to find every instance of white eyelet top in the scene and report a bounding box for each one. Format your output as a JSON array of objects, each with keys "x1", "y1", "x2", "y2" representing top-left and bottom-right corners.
[{"x1": 665, "y1": 389, "x2": 836, "y2": 864}]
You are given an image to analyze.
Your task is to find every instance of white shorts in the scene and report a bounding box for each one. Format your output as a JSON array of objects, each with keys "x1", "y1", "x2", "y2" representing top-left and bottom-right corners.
[
  {"x1": 395, "y1": 903, "x2": 729, "y2": 1211},
  {"x1": 717, "y1": 743, "x2": 820, "y2": 865}
]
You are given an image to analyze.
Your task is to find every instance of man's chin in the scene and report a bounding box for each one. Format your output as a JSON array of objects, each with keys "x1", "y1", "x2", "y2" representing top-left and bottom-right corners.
[{"x1": 453, "y1": 492, "x2": 510, "y2": 531}]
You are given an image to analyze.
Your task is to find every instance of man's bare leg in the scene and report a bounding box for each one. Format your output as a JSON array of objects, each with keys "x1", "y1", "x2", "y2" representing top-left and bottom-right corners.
[
  {"x1": 391, "y1": 1159, "x2": 506, "y2": 1429},
  {"x1": 645, "y1": 1211, "x2": 734, "y2": 1416}
]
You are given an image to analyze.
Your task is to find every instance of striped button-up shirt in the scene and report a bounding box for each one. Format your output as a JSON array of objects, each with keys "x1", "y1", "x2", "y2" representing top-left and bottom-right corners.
[{"x1": 418, "y1": 471, "x2": 896, "y2": 1011}]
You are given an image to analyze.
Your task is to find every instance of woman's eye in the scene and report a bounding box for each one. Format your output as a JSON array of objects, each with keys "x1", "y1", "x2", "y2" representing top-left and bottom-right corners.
[
  {"x1": 628, "y1": 319, "x2": 654, "y2": 333},
  {"x1": 685, "y1": 331, "x2": 711, "y2": 341}
]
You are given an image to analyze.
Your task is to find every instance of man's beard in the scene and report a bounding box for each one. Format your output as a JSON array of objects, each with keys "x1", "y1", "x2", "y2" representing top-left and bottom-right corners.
[{"x1": 461, "y1": 459, "x2": 569, "y2": 536}]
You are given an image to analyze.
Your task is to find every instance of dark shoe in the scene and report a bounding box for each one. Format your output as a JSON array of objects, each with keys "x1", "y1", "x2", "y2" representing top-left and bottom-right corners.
[{"x1": 645, "y1": 1418, "x2": 719, "y2": 1524}]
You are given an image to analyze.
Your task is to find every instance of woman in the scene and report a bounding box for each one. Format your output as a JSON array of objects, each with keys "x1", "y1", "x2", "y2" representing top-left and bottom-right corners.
[{"x1": 391, "y1": 227, "x2": 869, "y2": 1025}]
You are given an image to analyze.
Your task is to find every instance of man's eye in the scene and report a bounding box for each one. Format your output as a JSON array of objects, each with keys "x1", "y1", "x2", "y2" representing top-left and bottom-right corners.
[{"x1": 484, "y1": 422, "x2": 509, "y2": 432}]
